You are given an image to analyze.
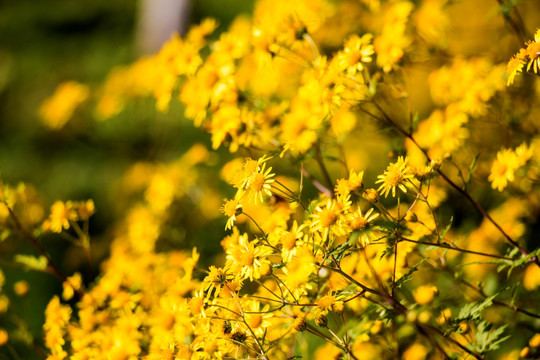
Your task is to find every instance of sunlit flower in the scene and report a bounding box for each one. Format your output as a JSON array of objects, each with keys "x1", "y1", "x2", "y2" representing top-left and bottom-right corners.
[
  {"x1": 347, "y1": 206, "x2": 379, "y2": 246},
  {"x1": 488, "y1": 148, "x2": 518, "y2": 192},
  {"x1": 506, "y1": 50, "x2": 526, "y2": 86},
  {"x1": 310, "y1": 199, "x2": 348, "y2": 240},
  {"x1": 376, "y1": 156, "x2": 414, "y2": 197},
  {"x1": 280, "y1": 221, "x2": 307, "y2": 262},
  {"x1": 221, "y1": 197, "x2": 243, "y2": 230},
  {"x1": 245, "y1": 162, "x2": 275, "y2": 203},
  {"x1": 48, "y1": 201, "x2": 78, "y2": 233},
  {"x1": 335, "y1": 34, "x2": 374, "y2": 74}
]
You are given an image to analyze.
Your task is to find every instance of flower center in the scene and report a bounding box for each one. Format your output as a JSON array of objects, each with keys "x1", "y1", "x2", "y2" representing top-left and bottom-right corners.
[
  {"x1": 241, "y1": 251, "x2": 255, "y2": 267},
  {"x1": 281, "y1": 232, "x2": 297, "y2": 250},
  {"x1": 250, "y1": 173, "x2": 265, "y2": 192},
  {"x1": 319, "y1": 209, "x2": 337, "y2": 227},
  {"x1": 350, "y1": 216, "x2": 368, "y2": 231}
]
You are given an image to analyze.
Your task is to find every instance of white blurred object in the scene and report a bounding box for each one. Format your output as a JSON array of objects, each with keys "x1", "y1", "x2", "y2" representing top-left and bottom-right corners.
[{"x1": 137, "y1": 0, "x2": 190, "y2": 54}]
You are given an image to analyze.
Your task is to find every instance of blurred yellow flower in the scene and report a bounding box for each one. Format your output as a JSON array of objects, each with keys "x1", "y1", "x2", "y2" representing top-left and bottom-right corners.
[
  {"x1": 39, "y1": 81, "x2": 89, "y2": 129},
  {"x1": 413, "y1": 285, "x2": 438, "y2": 305}
]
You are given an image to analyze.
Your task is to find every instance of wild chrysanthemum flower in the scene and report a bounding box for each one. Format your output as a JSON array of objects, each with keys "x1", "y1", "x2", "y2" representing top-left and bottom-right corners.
[
  {"x1": 231, "y1": 155, "x2": 272, "y2": 190},
  {"x1": 245, "y1": 162, "x2": 275, "y2": 203},
  {"x1": 376, "y1": 156, "x2": 414, "y2": 197},
  {"x1": 221, "y1": 197, "x2": 243, "y2": 230},
  {"x1": 336, "y1": 34, "x2": 374, "y2": 74},
  {"x1": 226, "y1": 234, "x2": 272, "y2": 281},
  {"x1": 489, "y1": 148, "x2": 519, "y2": 192},
  {"x1": 525, "y1": 28, "x2": 540, "y2": 74},
  {"x1": 488, "y1": 142, "x2": 534, "y2": 191},
  {"x1": 39, "y1": 81, "x2": 89, "y2": 129},
  {"x1": 334, "y1": 170, "x2": 364, "y2": 197},
  {"x1": 203, "y1": 266, "x2": 230, "y2": 298},
  {"x1": 315, "y1": 293, "x2": 344, "y2": 316},
  {"x1": 514, "y1": 141, "x2": 534, "y2": 167},
  {"x1": 283, "y1": 245, "x2": 315, "y2": 290},
  {"x1": 506, "y1": 50, "x2": 526, "y2": 86},
  {"x1": 48, "y1": 201, "x2": 78, "y2": 233},
  {"x1": 280, "y1": 221, "x2": 307, "y2": 262},
  {"x1": 413, "y1": 285, "x2": 438, "y2": 305},
  {"x1": 489, "y1": 149, "x2": 516, "y2": 192},
  {"x1": 347, "y1": 207, "x2": 379, "y2": 246},
  {"x1": 311, "y1": 199, "x2": 348, "y2": 239}
]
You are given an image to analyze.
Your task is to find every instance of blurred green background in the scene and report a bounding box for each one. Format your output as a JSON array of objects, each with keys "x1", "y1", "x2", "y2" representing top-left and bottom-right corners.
[{"x1": 0, "y1": 0, "x2": 254, "y2": 358}]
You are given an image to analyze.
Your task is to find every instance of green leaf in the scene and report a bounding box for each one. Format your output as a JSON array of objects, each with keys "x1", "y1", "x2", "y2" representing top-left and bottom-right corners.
[
  {"x1": 456, "y1": 294, "x2": 497, "y2": 321},
  {"x1": 14, "y1": 254, "x2": 48, "y2": 271},
  {"x1": 470, "y1": 321, "x2": 510, "y2": 354},
  {"x1": 439, "y1": 216, "x2": 453, "y2": 243},
  {"x1": 464, "y1": 154, "x2": 481, "y2": 189},
  {"x1": 337, "y1": 284, "x2": 358, "y2": 297},
  {"x1": 395, "y1": 258, "x2": 427, "y2": 288}
]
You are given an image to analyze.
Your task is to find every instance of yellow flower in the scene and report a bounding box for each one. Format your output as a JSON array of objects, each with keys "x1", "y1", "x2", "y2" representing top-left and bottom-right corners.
[
  {"x1": 62, "y1": 273, "x2": 83, "y2": 301},
  {"x1": 310, "y1": 198, "x2": 348, "y2": 240},
  {"x1": 403, "y1": 342, "x2": 429, "y2": 360},
  {"x1": 226, "y1": 234, "x2": 273, "y2": 281},
  {"x1": 335, "y1": 34, "x2": 374, "y2": 74},
  {"x1": 245, "y1": 162, "x2": 275, "y2": 204},
  {"x1": 317, "y1": 294, "x2": 336, "y2": 313},
  {"x1": 529, "y1": 333, "x2": 540, "y2": 348},
  {"x1": 376, "y1": 156, "x2": 414, "y2": 197},
  {"x1": 347, "y1": 207, "x2": 379, "y2": 246},
  {"x1": 523, "y1": 264, "x2": 540, "y2": 291},
  {"x1": 203, "y1": 266, "x2": 230, "y2": 298},
  {"x1": 506, "y1": 50, "x2": 526, "y2": 86},
  {"x1": 280, "y1": 221, "x2": 307, "y2": 262},
  {"x1": 525, "y1": 28, "x2": 540, "y2": 73},
  {"x1": 488, "y1": 148, "x2": 519, "y2": 192},
  {"x1": 13, "y1": 281, "x2": 29, "y2": 297},
  {"x1": 0, "y1": 329, "x2": 7, "y2": 347},
  {"x1": 39, "y1": 81, "x2": 89, "y2": 129},
  {"x1": 334, "y1": 170, "x2": 364, "y2": 197},
  {"x1": 413, "y1": 285, "x2": 438, "y2": 305},
  {"x1": 221, "y1": 197, "x2": 243, "y2": 230},
  {"x1": 48, "y1": 201, "x2": 78, "y2": 233},
  {"x1": 76, "y1": 199, "x2": 95, "y2": 221}
]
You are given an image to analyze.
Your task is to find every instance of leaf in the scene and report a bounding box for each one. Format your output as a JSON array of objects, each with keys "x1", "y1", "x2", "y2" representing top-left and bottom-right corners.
[
  {"x1": 456, "y1": 294, "x2": 497, "y2": 321},
  {"x1": 14, "y1": 254, "x2": 48, "y2": 271},
  {"x1": 464, "y1": 154, "x2": 481, "y2": 189},
  {"x1": 337, "y1": 284, "x2": 358, "y2": 297},
  {"x1": 439, "y1": 216, "x2": 453, "y2": 243},
  {"x1": 470, "y1": 321, "x2": 510, "y2": 354},
  {"x1": 395, "y1": 258, "x2": 427, "y2": 288}
]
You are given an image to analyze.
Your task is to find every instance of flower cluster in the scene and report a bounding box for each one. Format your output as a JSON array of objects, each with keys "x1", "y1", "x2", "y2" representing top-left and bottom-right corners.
[{"x1": 2, "y1": 0, "x2": 540, "y2": 359}]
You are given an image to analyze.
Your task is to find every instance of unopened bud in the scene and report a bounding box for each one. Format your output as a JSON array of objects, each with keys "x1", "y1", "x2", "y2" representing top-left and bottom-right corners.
[
  {"x1": 363, "y1": 188, "x2": 379, "y2": 203},
  {"x1": 315, "y1": 314, "x2": 328, "y2": 328},
  {"x1": 259, "y1": 262, "x2": 272, "y2": 277},
  {"x1": 293, "y1": 315, "x2": 307, "y2": 332},
  {"x1": 332, "y1": 301, "x2": 344, "y2": 313}
]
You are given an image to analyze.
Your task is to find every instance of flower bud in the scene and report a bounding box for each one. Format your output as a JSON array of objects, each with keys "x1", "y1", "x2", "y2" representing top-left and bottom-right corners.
[
  {"x1": 332, "y1": 301, "x2": 344, "y2": 313},
  {"x1": 363, "y1": 188, "x2": 379, "y2": 203},
  {"x1": 293, "y1": 315, "x2": 307, "y2": 332},
  {"x1": 315, "y1": 314, "x2": 328, "y2": 328},
  {"x1": 258, "y1": 262, "x2": 272, "y2": 277}
]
